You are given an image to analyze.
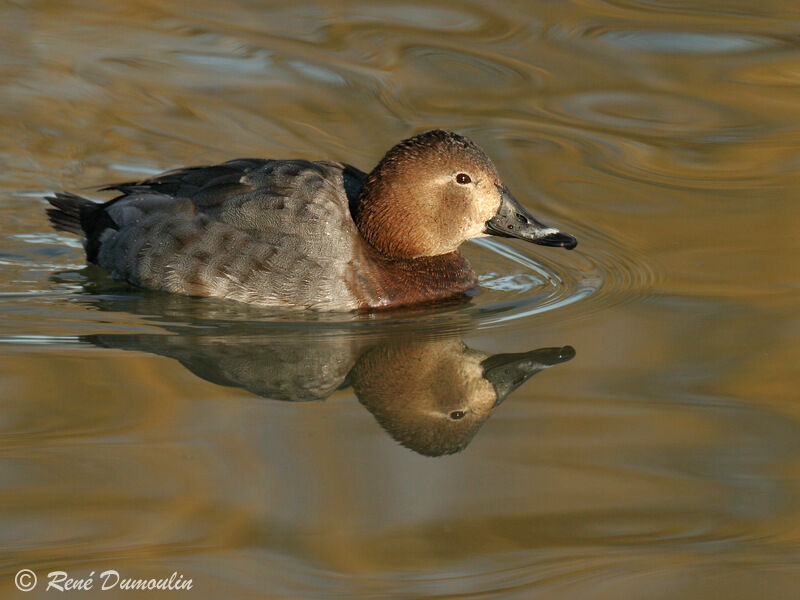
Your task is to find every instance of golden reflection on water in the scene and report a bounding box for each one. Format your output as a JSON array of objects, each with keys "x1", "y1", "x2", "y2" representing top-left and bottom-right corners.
[{"x1": 1, "y1": 0, "x2": 799, "y2": 597}]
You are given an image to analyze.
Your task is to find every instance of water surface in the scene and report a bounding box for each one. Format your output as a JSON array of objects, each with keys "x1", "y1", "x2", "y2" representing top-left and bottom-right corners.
[{"x1": 1, "y1": 1, "x2": 799, "y2": 598}]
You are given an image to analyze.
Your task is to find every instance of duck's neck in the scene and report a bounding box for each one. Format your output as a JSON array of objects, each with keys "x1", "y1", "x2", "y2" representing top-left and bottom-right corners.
[{"x1": 349, "y1": 244, "x2": 478, "y2": 310}]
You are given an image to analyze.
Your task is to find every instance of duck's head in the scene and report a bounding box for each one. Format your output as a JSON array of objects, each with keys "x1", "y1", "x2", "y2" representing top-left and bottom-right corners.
[{"x1": 355, "y1": 130, "x2": 577, "y2": 259}]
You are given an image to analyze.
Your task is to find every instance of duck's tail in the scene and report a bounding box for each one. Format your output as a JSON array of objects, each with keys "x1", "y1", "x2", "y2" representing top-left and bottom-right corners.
[{"x1": 45, "y1": 192, "x2": 94, "y2": 235}]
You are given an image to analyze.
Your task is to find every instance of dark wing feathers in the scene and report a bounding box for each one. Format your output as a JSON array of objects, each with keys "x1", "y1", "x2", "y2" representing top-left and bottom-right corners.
[
  {"x1": 49, "y1": 159, "x2": 368, "y2": 243},
  {"x1": 99, "y1": 158, "x2": 366, "y2": 217},
  {"x1": 101, "y1": 158, "x2": 267, "y2": 196}
]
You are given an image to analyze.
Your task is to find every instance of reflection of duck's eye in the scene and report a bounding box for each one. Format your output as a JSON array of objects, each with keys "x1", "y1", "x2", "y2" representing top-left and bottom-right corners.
[
  {"x1": 449, "y1": 410, "x2": 466, "y2": 420},
  {"x1": 455, "y1": 173, "x2": 471, "y2": 184}
]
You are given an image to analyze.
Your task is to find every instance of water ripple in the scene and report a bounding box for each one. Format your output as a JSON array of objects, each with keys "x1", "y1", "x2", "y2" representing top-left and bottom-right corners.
[
  {"x1": 594, "y1": 30, "x2": 777, "y2": 54},
  {"x1": 543, "y1": 90, "x2": 746, "y2": 138}
]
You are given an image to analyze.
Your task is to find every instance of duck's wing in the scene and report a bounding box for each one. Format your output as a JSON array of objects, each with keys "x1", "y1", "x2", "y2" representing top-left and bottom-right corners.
[
  {"x1": 55, "y1": 159, "x2": 370, "y2": 309},
  {"x1": 102, "y1": 158, "x2": 265, "y2": 198},
  {"x1": 103, "y1": 158, "x2": 366, "y2": 221}
]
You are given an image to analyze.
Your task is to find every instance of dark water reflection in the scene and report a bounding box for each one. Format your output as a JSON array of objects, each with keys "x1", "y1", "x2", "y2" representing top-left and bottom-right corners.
[{"x1": 1, "y1": 0, "x2": 800, "y2": 598}]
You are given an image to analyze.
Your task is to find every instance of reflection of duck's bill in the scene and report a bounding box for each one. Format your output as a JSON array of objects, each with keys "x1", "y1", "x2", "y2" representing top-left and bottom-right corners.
[
  {"x1": 482, "y1": 345, "x2": 576, "y2": 406},
  {"x1": 485, "y1": 187, "x2": 578, "y2": 250}
]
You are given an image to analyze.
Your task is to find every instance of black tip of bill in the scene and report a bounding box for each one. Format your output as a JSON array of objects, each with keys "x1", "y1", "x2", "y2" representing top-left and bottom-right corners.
[{"x1": 536, "y1": 231, "x2": 578, "y2": 250}]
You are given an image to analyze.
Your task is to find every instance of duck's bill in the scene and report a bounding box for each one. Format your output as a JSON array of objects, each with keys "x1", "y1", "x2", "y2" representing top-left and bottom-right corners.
[{"x1": 485, "y1": 187, "x2": 577, "y2": 250}]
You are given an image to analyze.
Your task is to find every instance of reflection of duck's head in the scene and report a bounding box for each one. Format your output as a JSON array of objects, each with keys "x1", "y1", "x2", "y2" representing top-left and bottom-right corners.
[{"x1": 351, "y1": 339, "x2": 574, "y2": 457}]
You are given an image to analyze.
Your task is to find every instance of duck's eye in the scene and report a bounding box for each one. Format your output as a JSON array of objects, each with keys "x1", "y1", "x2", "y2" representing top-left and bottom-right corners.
[
  {"x1": 449, "y1": 410, "x2": 466, "y2": 420},
  {"x1": 455, "y1": 173, "x2": 471, "y2": 185}
]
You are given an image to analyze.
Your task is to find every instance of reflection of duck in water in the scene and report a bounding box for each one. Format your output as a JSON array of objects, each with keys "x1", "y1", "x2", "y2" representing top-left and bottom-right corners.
[{"x1": 87, "y1": 323, "x2": 573, "y2": 456}]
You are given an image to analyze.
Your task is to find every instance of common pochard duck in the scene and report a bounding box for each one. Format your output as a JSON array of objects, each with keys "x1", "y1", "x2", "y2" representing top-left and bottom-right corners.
[{"x1": 46, "y1": 130, "x2": 577, "y2": 310}]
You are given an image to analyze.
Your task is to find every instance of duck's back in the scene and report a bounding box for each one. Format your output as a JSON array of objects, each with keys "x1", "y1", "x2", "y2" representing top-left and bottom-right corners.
[{"x1": 50, "y1": 159, "x2": 368, "y2": 310}]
